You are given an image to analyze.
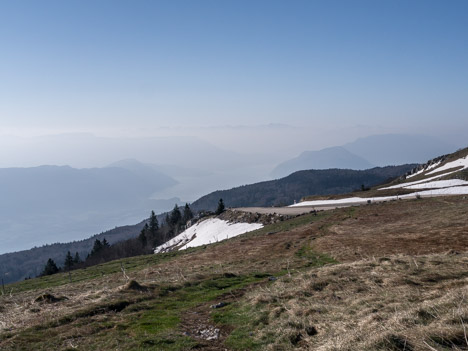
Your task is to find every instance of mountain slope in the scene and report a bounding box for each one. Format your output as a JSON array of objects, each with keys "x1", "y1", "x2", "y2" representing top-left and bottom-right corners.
[
  {"x1": 1, "y1": 196, "x2": 467, "y2": 350},
  {"x1": 293, "y1": 146, "x2": 468, "y2": 207},
  {"x1": 106, "y1": 159, "x2": 178, "y2": 190},
  {"x1": 0, "y1": 221, "x2": 147, "y2": 284},
  {"x1": 271, "y1": 146, "x2": 374, "y2": 178},
  {"x1": 192, "y1": 164, "x2": 416, "y2": 211}
]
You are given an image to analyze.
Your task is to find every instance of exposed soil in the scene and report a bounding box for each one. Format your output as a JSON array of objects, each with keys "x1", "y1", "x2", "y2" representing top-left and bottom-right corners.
[
  {"x1": 180, "y1": 286, "x2": 256, "y2": 351},
  {"x1": 235, "y1": 206, "x2": 338, "y2": 215}
]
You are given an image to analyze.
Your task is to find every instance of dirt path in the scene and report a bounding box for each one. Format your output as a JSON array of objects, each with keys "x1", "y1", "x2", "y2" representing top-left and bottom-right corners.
[
  {"x1": 235, "y1": 193, "x2": 446, "y2": 216},
  {"x1": 235, "y1": 204, "x2": 353, "y2": 215},
  {"x1": 180, "y1": 283, "x2": 265, "y2": 351}
]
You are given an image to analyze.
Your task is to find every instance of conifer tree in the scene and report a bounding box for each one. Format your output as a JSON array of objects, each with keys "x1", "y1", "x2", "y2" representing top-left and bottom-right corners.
[
  {"x1": 182, "y1": 203, "x2": 193, "y2": 224},
  {"x1": 64, "y1": 251, "x2": 74, "y2": 271},
  {"x1": 149, "y1": 210, "x2": 159, "y2": 235},
  {"x1": 102, "y1": 238, "x2": 110, "y2": 248},
  {"x1": 90, "y1": 239, "x2": 103, "y2": 256},
  {"x1": 74, "y1": 252, "x2": 81, "y2": 264},
  {"x1": 165, "y1": 213, "x2": 171, "y2": 226},
  {"x1": 170, "y1": 204, "x2": 182, "y2": 227},
  {"x1": 216, "y1": 198, "x2": 225, "y2": 215},
  {"x1": 41, "y1": 258, "x2": 59, "y2": 276},
  {"x1": 138, "y1": 226, "x2": 147, "y2": 247}
]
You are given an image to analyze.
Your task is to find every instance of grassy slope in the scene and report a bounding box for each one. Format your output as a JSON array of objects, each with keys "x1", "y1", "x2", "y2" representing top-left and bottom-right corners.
[{"x1": 1, "y1": 197, "x2": 468, "y2": 350}]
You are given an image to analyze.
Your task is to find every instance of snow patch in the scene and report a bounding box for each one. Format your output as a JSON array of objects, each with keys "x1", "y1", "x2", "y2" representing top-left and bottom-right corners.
[
  {"x1": 416, "y1": 186, "x2": 468, "y2": 196},
  {"x1": 426, "y1": 156, "x2": 468, "y2": 175},
  {"x1": 406, "y1": 161, "x2": 441, "y2": 179},
  {"x1": 380, "y1": 168, "x2": 464, "y2": 190},
  {"x1": 154, "y1": 218, "x2": 263, "y2": 253},
  {"x1": 289, "y1": 196, "x2": 399, "y2": 207},
  {"x1": 290, "y1": 185, "x2": 468, "y2": 207},
  {"x1": 404, "y1": 179, "x2": 468, "y2": 190}
]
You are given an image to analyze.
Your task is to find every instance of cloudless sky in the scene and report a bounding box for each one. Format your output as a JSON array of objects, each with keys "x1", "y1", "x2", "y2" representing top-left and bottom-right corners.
[{"x1": 0, "y1": 0, "x2": 467, "y2": 136}]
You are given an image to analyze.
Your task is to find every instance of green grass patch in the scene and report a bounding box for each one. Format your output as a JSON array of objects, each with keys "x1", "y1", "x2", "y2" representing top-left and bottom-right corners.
[
  {"x1": 213, "y1": 303, "x2": 263, "y2": 350},
  {"x1": 296, "y1": 242, "x2": 338, "y2": 267},
  {"x1": 3, "y1": 273, "x2": 268, "y2": 350}
]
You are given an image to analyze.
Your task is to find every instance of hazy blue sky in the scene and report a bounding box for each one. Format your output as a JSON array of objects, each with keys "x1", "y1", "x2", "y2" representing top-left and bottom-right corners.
[{"x1": 0, "y1": 0, "x2": 467, "y2": 138}]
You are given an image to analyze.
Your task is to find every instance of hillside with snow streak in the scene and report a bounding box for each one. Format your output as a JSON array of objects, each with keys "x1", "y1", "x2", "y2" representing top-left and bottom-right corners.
[
  {"x1": 155, "y1": 218, "x2": 263, "y2": 253},
  {"x1": 290, "y1": 151, "x2": 468, "y2": 208}
]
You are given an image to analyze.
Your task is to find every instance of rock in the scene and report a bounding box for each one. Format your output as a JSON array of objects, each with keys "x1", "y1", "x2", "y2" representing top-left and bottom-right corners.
[
  {"x1": 223, "y1": 272, "x2": 237, "y2": 278},
  {"x1": 210, "y1": 302, "x2": 228, "y2": 309},
  {"x1": 200, "y1": 327, "x2": 220, "y2": 341},
  {"x1": 268, "y1": 276, "x2": 277, "y2": 281},
  {"x1": 122, "y1": 280, "x2": 148, "y2": 292},
  {"x1": 305, "y1": 326, "x2": 318, "y2": 336},
  {"x1": 34, "y1": 293, "x2": 68, "y2": 303}
]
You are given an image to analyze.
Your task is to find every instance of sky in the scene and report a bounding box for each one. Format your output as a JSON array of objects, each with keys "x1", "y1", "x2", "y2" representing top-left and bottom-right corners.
[
  {"x1": 0, "y1": 0, "x2": 467, "y2": 254},
  {"x1": 0, "y1": 0, "x2": 467, "y2": 141}
]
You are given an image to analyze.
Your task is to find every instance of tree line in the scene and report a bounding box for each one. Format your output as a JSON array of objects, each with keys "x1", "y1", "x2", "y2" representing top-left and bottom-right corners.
[{"x1": 39, "y1": 202, "x2": 197, "y2": 277}]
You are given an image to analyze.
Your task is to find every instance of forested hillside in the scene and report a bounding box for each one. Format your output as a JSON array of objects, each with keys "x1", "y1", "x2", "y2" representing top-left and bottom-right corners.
[
  {"x1": 191, "y1": 165, "x2": 416, "y2": 211},
  {"x1": 0, "y1": 221, "x2": 146, "y2": 284}
]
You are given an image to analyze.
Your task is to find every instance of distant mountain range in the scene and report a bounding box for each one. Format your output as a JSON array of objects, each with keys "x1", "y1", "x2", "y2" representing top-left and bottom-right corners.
[
  {"x1": 271, "y1": 147, "x2": 374, "y2": 178},
  {"x1": 271, "y1": 134, "x2": 455, "y2": 178}
]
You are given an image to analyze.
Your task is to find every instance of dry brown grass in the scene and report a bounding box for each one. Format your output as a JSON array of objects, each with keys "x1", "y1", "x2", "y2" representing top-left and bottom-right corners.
[
  {"x1": 245, "y1": 253, "x2": 468, "y2": 350},
  {"x1": 313, "y1": 196, "x2": 468, "y2": 261}
]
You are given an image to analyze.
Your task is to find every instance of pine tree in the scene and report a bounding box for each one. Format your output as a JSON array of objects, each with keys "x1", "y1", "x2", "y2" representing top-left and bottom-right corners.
[
  {"x1": 216, "y1": 198, "x2": 225, "y2": 215},
  {"x1": 41, "y1": 258, "x2": 59, "y2": 276},
  {"x1": 102, "y1": 238, "x2": 110, "y2": 248},
  {"x1": 138, "y1": 226, "x2": 147, "y2": 247},
  {"x1": 64, "y1": 251, "x2": 74, "y2": 271},
  {"x1": 182, "y1": 203, "x2": 193, "y2": 224},
  {"x1": 90, "y1": 239, "x2": 103, "y2": 256},
  {"x1": 74, "y1": 252, "x2": 81, "y2": 264},
  {"x1": 165, "y1": 214, "x2": 171, "y2": 226},
  {"x1": 170, "y1": 204, "x2": 182, "y2": 227},
  {"x1": 149, "y1": 210, "x2": 159, "y2": 235}
]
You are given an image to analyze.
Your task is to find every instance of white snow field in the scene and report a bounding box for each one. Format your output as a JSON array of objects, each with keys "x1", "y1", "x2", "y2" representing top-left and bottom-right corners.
[
  {"x1": 427, "y1": 156, "x2": 468, "y2": 175},
  {"x1": 154, "y1": 218, "x2": 263, "y2": 253},
  {"x1": 379, "y1": 172, "x2": 461, "y2": 190},
  {"x1": 404, "y1": 179, "x2": 468, "y2": 189},
  {"x1": 289, "y1": 186, "x2": 468, "y2": 208},
  {"x1": 289, "y1": 196, "x2": 401, "y2": 207}
]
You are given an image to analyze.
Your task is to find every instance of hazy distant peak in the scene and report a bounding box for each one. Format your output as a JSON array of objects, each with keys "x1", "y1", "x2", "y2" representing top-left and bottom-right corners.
[
  {"x1": 271, "y1": 146, "x2": 374, "y2": 178},
  {"x1": 343, "y1": 133, "x2": 456, "y2": 166},
  {"x1": 106, "y1": 158, "x2": 148, "y2": 168}
]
